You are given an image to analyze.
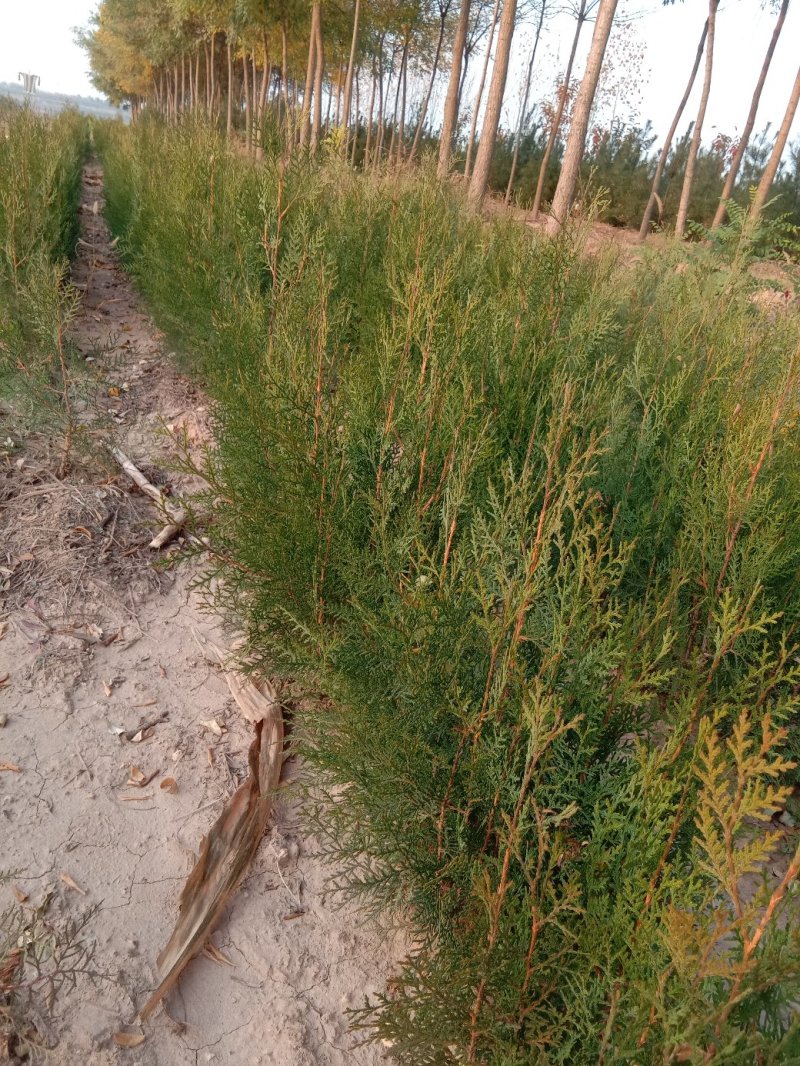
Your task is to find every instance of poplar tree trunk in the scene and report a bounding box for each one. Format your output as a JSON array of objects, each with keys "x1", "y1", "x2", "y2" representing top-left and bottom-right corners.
[
  {"x1": 750, "y1": 63, "x2": 800, "y2": 220},
  {"x1": 531, "y1": 0, "x2": 586, "y2": 220},
  {"x1": 467, "y1": 0, "x2": 518, "y2": 206},
  {"x1": 438, "y1": 0, "x2": 471, "y2": 177},
  {"x1": 299, "y1": 7, "x2": 318, "y2": 148},
  {"x1": 398, "y1": 41, "x2": 409, "y2": 161},
  {"x1": 675, "y1": 0, "x2": 719, "y2": 238},
  {"x1": 388, "y1": 44, "x2": 403, "y2": 162},
  {"x1": 226, "y1": 37, "x2": 233, "y2": 135},
  {"x1": 342, "y1": 0, "x2": 362, "y2": 148},
  {"x1": 195, "y1": 51, "x2": 200, "y2": 113},
  {"x1": 364, "y1": 67, "x2": 377, "y2": 165},
  {"x1": 638, "y1": 18, "x2": 707, "y2": 240},
  {"x1": 311, "y1": 5, "x2": 325, "y2": 149},
  {"x1": 409, "y1": 2, "x2": 450, "y2": 163},
  {"x1": 546, "y1": 0, "x2": 619, "y2": 236},
  {"x1": 181, "y1": 52, "x2": 186, "y2": 117},
  {"x1": 205, "y1": 39, "x2": 212, "y2": 115},
  {"x1": 209, "y1": 31, "x2": 217, "y2": 118},
  {"x1": 281, "y1": 21, "x2": 291, "y2": 146},
  {"x1": 464, "y1": 0, "x2": 501, "y2": 180},
  {"x1": 351, "y1": 69, "x2": 361, "y2": 163},
  {"x1": 335, "y1": 68, "x2": 343, "y2": 125},
  {"x1": 243, "y1": 54, "x2": 252, "y2": 151},
  {"x1": 505, "y1": 0, "x2": 546, "y2": 204},
  {"x1": 374, "y1": 40, "x2": 387, "y2": 167},
  {"x1": 711, "y1": 0, "x2": 790, "y2": 229}
]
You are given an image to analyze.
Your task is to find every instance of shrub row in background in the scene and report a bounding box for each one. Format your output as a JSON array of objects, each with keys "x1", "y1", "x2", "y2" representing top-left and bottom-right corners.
[
  {"x1": 0, "y1": 101, "x2": 87, "y2": 467},
  {"x1": 100, "y1": 118, "x2": 800, "y2": 1063}
]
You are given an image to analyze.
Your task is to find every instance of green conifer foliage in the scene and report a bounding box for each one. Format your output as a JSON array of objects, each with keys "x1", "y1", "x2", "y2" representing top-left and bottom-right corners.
[{"x1": 101, "y1": 118, "x2": 800, "y2": 1062}]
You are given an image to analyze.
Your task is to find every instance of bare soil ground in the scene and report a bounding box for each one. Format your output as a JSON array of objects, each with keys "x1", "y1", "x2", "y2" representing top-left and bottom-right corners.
[{"x1": 0, "y1": 165, "x2": 402, "y2": 1064}]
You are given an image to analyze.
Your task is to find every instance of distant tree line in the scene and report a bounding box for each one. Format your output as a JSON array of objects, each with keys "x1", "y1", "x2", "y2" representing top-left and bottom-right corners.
[{"x1": 79, "y1": 0, "x2": 800, "y2": 238}]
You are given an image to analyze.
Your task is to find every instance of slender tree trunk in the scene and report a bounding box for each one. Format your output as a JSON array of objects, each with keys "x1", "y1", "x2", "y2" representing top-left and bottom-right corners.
[
  {"x1": 194, "y1": 50, "x2": 200, "y2": 114},
  {"x1": 467, "y1": 0, "x2": 518, "y2": 205},
  {"x1": 531, "y1": 0, "x2": 586, "y2": 220},
  {"x1": 397, "y1": 39, "x2": 409, "y2": 162},
  {"x1": 243, "y1": 54, "x2": 252, "y2": 151},
  {"x1": 226, "y1": 37, "x2": 233, "y2": 135},
  {"x1": 464, "y1": 0, "x2": 501, "y2": 180},
  {"x1": 311, "y1": 5, "x2": 325, "y2": 149},
  {"x1": 351, "y1": 69, "x2": 361, "y2": 163},
  {"x1": 189, "y1": 50, "x2": 195, "y2": 111},
  {"x1": 712, "y1": 0, "x2": 790, "y2": 229},
  {"x1": 546, "y1": 0, "x2": 620, "y2": 235},
  {"x1": 410, "y1": 4, "x2": 450, "y2": 162},
  {"x1": 181, "y1": 52, "x2": 186, "y2": 116},
  {"x1": 209, "y1": 31, "x2": 217, "y2": 118},
  {"x1": 438, "y1": 0, "x2": 471, "y2": 176},
  {"x1": 675, "y1": 0, "x2": 719, "y2": 238},
  {"x1": 388, "y1": 44, "x2": 403, "y2": 162},
  {"x1": 364, "y1": 62, "x2": 377, "y2": 165},
  {"x1": 342, "y1": 0, "x2": 362, "y2": 148},
  {"x1": 204, "y1": 39, "x2": 211, "y2": 115},
  {"x1": 299, "y1": 7, "x2": 318, "y2": 147},
  {"x1": 639, "y1": 18, "x2": 707, "y2": 240},
  {"x1": 281, "y1": 21, "x2": 291, "y2": 144},
  {"x1": 335, "y1": 68, "x2": 343, "y2": 125},
  {"x1": 375, "y1": 40, "x2": 388, "y2": 166},
  {"x1": 505, "y1": 0, "x2": 546, "y2": 204},
  {"x1": 750, "y1": 63, "x2": 800, "y2": 220}
]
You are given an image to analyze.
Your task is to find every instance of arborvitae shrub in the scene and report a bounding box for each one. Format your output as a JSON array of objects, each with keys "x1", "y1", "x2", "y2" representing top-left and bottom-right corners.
[
  {"x1": 102, "y1": 118, "x2": 800, "y2": 1063},
  {"x1": 0, "y1": 102, "x2": 87, "y2": 462}
]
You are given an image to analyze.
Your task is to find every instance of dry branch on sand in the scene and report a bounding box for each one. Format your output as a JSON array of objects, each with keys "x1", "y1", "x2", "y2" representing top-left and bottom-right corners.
[{"x1": 109, "y1": 446, "x2": 187, "y2": 549}]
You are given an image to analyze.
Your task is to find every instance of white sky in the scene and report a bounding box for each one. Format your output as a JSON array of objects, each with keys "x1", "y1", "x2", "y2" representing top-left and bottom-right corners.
[{"x1": 1, "y1": 0, "x2": 798, "y2": 149}]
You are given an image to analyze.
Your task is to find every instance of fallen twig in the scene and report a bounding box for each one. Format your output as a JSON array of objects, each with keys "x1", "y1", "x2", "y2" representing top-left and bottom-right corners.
[{"x1": 108, "y1": 446, "x2": 187, "y2": 549}]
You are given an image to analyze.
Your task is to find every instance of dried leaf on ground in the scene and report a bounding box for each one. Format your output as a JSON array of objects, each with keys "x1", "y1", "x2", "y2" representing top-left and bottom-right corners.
[
  {"x1": 113, "y1": 1031, "x2": 145, "y2": 1048},
  {"x1": 12, "y1": 886, "x2": 28, "y2": 903},
  {"x1": 0, "y1": 762, "x2": 22, "y2": 773},
  {"x1": 0, "y1": 621, "x2": 8, "y2": 640},
  {"x1": 138, "y1": 706, "x2": 283, "y2": 1022},
  {"x1": 130, "y1": 726, "x2": 155, "y2": 743},
  {"x1": 0, "y1": 672, "x2": 9, "y2": 687},
  {"x1": 200, "y1": 718, "x2": 225, "y2": 737},
  {"x1": 160, "y1": 777, "x2": 178, "y2": 794},
  {"x1": 60, "y1": 872, "x2": 87, "y2": 896},
  {"x1": 203, "y1": 943, "x2": 233, "y2": 966}
]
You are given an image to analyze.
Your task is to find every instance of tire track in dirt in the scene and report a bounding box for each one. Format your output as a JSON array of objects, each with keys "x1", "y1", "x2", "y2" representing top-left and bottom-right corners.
[{"x1": 0, "y1": 163, "x2": 401, "y2": 1065}]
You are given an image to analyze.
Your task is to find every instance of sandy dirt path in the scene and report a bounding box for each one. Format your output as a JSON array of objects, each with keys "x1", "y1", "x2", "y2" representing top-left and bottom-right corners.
[{"x1": 0, "y1": 164, "x2": 400, "y2": 1065}]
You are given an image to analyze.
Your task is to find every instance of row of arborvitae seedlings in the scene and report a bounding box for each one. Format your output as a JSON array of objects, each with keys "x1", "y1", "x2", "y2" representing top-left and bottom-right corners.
[
  {"x1": 0, "y1": 101, "x2": 87, "y2": 475},
  {"x1": 101, "y1": 117, "x2": 800, "y2": 1063}
]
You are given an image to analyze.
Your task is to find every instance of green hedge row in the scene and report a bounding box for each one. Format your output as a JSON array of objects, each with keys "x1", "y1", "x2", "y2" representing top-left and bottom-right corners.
[
  {"x1": 0, "y1": 101, "x2": 87, "y2": 460},
  {"x1": 101, "y1": 118, "x2": 800, "y2": 1064}
]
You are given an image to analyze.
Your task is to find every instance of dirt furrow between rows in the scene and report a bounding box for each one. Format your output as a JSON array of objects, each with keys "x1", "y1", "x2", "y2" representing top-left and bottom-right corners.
[{"x1": 0, "y1": 162, "x2": 399, "y2": 1066}]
